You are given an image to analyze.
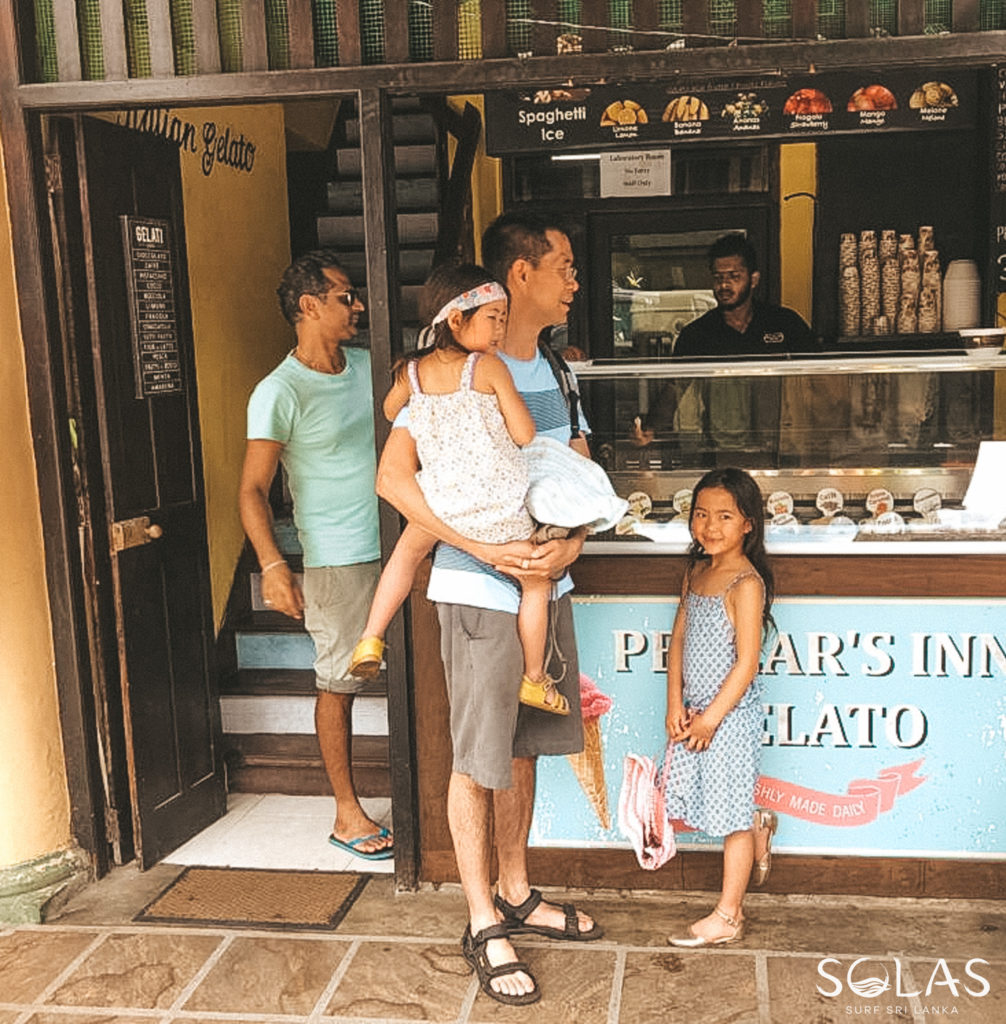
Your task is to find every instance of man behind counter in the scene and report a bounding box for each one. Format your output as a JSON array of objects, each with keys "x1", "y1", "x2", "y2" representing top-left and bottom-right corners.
[
  {"x1": 634, "y1": 234, "x2": 816, "y2": 458},
  {"x1": 674, "y1": 232, "x2": 815, "y2": 357}
]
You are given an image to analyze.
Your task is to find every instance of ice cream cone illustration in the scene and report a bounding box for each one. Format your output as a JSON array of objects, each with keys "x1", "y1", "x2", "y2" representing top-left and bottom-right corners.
[{"x1": 567, "y1": 673, "x2": 613, "y2": 830}]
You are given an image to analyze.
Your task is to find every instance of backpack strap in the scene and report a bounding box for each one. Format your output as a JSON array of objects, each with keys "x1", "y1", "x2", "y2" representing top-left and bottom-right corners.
[{"x1": 537, "y1": 337, "x2": 582, "y2": 439}]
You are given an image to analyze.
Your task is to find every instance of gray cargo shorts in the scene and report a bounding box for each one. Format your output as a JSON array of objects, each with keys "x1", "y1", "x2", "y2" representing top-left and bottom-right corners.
[
  {"x1": 303, "y1": 561, "x2": 380, "y2": 694},
  {"x1": 436, "y1": 594, "x2": 583, "y2": 790}
]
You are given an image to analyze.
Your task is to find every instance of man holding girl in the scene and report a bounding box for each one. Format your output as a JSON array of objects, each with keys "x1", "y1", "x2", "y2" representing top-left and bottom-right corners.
[{"x1": 377, "y1": 212, "x2": 602, "y2": 1005}]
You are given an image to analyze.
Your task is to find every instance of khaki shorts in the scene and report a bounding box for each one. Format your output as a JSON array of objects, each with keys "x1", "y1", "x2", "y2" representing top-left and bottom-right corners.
[
  {"x1": 437, "y1": 594, "x2": 583, "y2": 790},
  {"x1": 303, "y1": 561, "x2": 380, "y2": 694}
]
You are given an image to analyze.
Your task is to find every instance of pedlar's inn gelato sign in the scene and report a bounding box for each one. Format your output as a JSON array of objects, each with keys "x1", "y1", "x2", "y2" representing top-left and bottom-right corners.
[
  {"x1": 532, "y1": 597, "x2": 1006, "y2": 859},
  {"x1": 117, "y1": 108, "x2": 256, "y2": 176}
]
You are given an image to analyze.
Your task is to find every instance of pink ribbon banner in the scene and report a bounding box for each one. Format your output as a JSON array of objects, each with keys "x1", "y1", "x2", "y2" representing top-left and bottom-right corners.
[{"x1": 753, "y1": 759, "x2": 928, "y2": 827}]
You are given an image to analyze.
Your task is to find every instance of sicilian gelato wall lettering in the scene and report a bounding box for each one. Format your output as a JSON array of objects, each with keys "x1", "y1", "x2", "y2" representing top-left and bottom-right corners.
[
  {"x1": 530, "y1": 598, "x2": 1006, "y2": 857},
  {"x1": 118, "y1": 108, "x2": 256, "y2": 176}
]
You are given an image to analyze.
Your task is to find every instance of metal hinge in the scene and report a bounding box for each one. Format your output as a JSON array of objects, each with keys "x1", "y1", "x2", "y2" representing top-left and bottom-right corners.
[{"x1": 111, "y1": 515, "x2": 163, "y2": 552}]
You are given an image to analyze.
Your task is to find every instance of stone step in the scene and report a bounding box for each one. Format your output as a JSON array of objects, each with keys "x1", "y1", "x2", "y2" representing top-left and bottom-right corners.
[
  {"x1": 326, "y1": 176, "x2": 439, "y2": 213},
  {"x1": 345, "y1": 111, "x2": 436, "y2": 145},
  {"x1": 220, "y1": 693, "x2": 387, "y2": 737},
  {"x1": 336, "y1": 143, "x2": 437, "y2": 177},
  {"x1": 338, "y1": 248, "x2": 434, "y2": 286},
  {"x1": 317, "y1": 211, "x2": 439, "y2": 248}
]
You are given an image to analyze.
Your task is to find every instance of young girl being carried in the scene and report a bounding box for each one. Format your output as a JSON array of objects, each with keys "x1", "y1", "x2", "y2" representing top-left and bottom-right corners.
[
  {"x1": 663, "y1": 467, "x2": 778, "y2": 946},
  {"x1": 348, "y1": 262, "x2": 567, "y2": 714}
]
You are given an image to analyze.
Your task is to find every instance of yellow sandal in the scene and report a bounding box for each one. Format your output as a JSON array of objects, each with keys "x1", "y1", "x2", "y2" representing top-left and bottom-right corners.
[
  {"x1": 518, "y1": 674, "x2": 570, "y2": 715},
  {"x1": 348, "y1": 636, "x2": 385, "y2": 679}
]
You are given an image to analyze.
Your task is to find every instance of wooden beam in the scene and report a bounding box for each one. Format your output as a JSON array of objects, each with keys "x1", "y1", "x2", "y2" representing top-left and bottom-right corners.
[
  {"x1": 52, "y1": 0, "x2": 82, "y2": 81},
  {"x1": 384, "y1": 0, "x2": 409, "y2": 64},
  {"x1": 480, "y1": 0, "x2": 506, "y2": 58},
  {"x1": 432, "y1": 0, "x2": 457, "y2": 61},
  {"x1": 633, "y1": 0, "x2": 659, "y2": 52},
  {"x1": 145, "y1": 1, "x2": 175, "y2": 78},
  {"x1": 190, "y1": 0, "x2": 221, "y2": 75},
  {"x1": 682, "y1": 2, "x2": 708, "y2": 38},
  {"x1": 15, "y1": 31, "x2": 1006, "y2": 109},
  {"x1": 846, "y1": 0, "x2": 871, "y2": 38},
  {"x1": 579, "y1": 0, "x2": 608, "y2": 53},
  {"x1": 98, "y1": 0, "x2": 128, "y2": 78},
  {"x1": 530, "y1": 0, "x2": 556, "y2": 56},
  {"x1": 240, "y1": 0, "x2": 268, "y2": 71},
  {"x1": 287, "y1": 0, "x2": 315, "y2": 69},
  {"x1": 736, "y1": 0, "x2": 763, "y2": 40},
  {"x1": 898, "y1": 0, "x2": 925, "y2": 36},
  {"x1": 356, "y1": 85, "x2": 417, "y2": 890},
  {"x1": 792, "y1": 0, "x2": 817, "y2": 40},
  {"x1": 336, "y1": 0, "x2": 361, "y2": 65},
  {"x1": 952, "y1": 0, "x2": 981, "y2": 34}
]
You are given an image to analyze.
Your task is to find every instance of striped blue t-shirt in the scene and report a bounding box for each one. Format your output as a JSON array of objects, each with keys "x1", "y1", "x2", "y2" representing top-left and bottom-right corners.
[{"x1": 398, "y1": 348, "x2": 589, "y2": 614}]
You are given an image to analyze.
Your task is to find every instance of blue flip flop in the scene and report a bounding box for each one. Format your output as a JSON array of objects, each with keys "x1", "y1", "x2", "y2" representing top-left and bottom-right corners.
[{"x1": 328, "y1": 827, "x2": 394, "y2": 861}]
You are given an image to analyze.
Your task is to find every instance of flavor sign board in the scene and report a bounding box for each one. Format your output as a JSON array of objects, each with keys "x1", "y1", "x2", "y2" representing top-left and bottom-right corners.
[
  {"x1": 531, "y1": 596, "x2": 1006, "y2": 858},
  {"x1": 485, "y1": 69, "x2": 977, "y2": 154}
]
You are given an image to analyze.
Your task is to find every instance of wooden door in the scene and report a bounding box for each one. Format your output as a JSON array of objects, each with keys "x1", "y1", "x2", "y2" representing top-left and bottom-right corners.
[{"x1": 69, "y1": 116, "x2": 225, "y2": 868}]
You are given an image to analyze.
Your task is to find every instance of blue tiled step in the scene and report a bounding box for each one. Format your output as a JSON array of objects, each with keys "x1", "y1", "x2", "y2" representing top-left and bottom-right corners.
[{"x1": 237, "y1": 631, "x2": 316, "y2": 670}]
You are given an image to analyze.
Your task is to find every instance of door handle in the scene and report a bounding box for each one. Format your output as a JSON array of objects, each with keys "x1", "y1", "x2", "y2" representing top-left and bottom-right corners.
[{"x1": 111, "y1": 516, "x2": 163, "y2": 552}]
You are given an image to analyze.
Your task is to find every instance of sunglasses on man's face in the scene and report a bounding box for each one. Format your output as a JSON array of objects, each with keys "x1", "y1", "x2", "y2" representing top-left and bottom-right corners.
[{"x1": 328, "y1": 287, "x2": 361, "y2": 308}]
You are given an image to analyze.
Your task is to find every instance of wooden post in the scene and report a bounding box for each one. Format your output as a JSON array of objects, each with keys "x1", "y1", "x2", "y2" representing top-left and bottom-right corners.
[
  {"x1": 384, "y1": 0, "x2": 409, "y2": 63},
  {"x1": 356, "y1": 86, "x2": 417, "y2": 890},
  {"x1": 792, "y1": 0, "x2": 817, "y2": 40},
  {"x1": 952, "y1": 0, "x2": 981, "y2": 34},
  {"x1": 481, "y1": 0, "x2": 506, "y2": 58},
  {"x1": 98, "y1": 0, "x2": 128, "y2": 78},
  {"x1": 286, "y1": 0, "x2": 315, "y2": 69},
  {"x1": 190, "y1": 0, "x2": 221, "y2": 75},
  {"x1": 145, "y1": 1, "x2": 175, "y2": 77},
  {"x1": 898, "y1": 0, "x2": 925, "y2": 36},
  {"x1": 633, "y1": 0, "x2": 659, "y2": 53},
  {"x1": 846, "y1": 0, "x2": 871, "y2": 38},
  {"x1": 736, "y1": 0, "x2": 763, "y2": 40},
  {"x1": 530, "y1": 0, "x2": 556, "y2": 56},
  {"x1": 52, "y1": 0, "x2": 83, "y2": 80},
  {"x1": 580, "y1": 0, "x2": 608, "y2": 52},
  {"x1": 432, "y1": 0, "x2": 457, "y2": 61},
  {"x1": 336, "y1": 0, "x2": 362, "y2": 65},
  {"x1": 240, "y1": 0, "x2": 268, "y2": 72}
]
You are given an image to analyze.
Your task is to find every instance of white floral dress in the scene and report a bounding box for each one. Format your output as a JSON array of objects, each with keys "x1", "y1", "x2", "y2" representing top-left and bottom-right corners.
[{"x1": 409, "y1": 352, "x2": 533, "y2": 543}]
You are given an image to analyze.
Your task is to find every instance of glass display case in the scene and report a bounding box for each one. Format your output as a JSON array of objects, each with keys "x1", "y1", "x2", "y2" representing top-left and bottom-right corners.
[{"x1": 574, "y1": 349, "x2": 1006, "y2": 553}]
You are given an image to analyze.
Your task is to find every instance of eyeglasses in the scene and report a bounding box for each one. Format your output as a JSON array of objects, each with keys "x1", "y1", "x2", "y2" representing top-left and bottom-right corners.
[
  {"x1": 328, "y1": 288, "x2": 362, "y2": 307},
  {"x1": 520, "y1": 256, "x2": 578, "y2": 282}
]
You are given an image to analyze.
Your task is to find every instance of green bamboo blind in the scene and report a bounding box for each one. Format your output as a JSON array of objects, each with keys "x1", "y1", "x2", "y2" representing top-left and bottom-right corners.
[
  {"x1": 313, "y1": 0, "x2": 339, "y2": 65},
  {"x1": 171, "y1": 0, "x2": 197, "y2": 75},
  {"x1": 817, "y1": 0, "x2": 846, "y2": 38},
  {"x1": 33, "y1": 0, "x2": 58, "y2": 81},
  {"x1": 124, "y1": 0, "x2": 152, "y2": 77},
  {"x1": 216, "y1": 0, "x2": 242, "y2": 71},
  {"x1": 76, "y1": 0, "x2": 104, "y2": 79},
  {"x1": 265, "y1": 0, "x2": 291, "y2": 69},
  {"x1": 764, "y1": 0, "x2": 793, "y2": 38},
  {"x1": 361, "y1": 0, "x2": 384, "y2": 63},
  {"x1": 708, "y1": 0, "x2": 737, "y2": 36},
  {"x1": 409, "y1": 0, "x2": 433, "y2": 59}
]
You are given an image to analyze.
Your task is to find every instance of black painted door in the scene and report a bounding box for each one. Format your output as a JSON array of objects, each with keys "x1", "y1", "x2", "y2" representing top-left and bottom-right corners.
[{"x1": 75, "y1": 116, "x2": 225, "y2": 868}]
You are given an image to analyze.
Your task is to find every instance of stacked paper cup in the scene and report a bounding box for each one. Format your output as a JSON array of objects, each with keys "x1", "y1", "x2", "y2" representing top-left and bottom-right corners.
[{"x1": 942, "y1": 259, "x2": 981, "y2": 331}]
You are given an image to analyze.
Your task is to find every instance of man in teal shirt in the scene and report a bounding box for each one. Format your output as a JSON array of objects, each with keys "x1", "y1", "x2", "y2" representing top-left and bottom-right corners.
[{"x1": 239, "y1": 250, "x2": 392, "y2": 860}]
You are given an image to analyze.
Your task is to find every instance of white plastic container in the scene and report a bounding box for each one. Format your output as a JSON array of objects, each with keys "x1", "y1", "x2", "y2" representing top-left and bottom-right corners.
[{"x1": 942, "y1": 259, "x2": 981, "y2": 331}]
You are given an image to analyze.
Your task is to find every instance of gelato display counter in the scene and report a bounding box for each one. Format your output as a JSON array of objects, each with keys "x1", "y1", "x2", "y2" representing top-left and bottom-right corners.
[{"x1": 409, "y1": 350, "x2": 1006, "y2": 899}]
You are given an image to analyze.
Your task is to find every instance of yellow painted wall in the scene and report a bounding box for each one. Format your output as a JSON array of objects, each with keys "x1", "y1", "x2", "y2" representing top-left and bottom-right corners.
[
  {"x1": 0, "y1": 122, "x2": 72, "y2": 868},
  {"x1": 173, "y1": 105, "x2": 292, "y2": 628},
  {"x1": 779, "y1": 143, "x2": 817, "y2": 324},
  {"x1": 448, "y1": 95, "x2": 502, "y2": 263}
]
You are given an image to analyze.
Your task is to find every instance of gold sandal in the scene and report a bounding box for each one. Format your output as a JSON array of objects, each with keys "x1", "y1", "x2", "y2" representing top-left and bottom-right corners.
[
  {"x1": 518, "y1": 673, "x2": 570, "y2": 715},
  {"x1": 348, "y1": 636, "x2": 385, "y2": 679},
  {"x1": 668, "y1": 905, "x2": 745, "y2": 948},
  {"x1": 752, "y1": 807, "x2": 778, "y2": 886}
]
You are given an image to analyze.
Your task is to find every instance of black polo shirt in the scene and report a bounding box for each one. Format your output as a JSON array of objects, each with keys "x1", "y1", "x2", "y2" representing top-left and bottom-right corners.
[{"x1": 674, "y1": 300, "x2": 815, "y2": 357}]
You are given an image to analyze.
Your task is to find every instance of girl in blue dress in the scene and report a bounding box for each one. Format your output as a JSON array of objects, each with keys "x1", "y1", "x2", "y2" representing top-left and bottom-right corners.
[{"x1": 664, "y1": 467, "x2": 778, "y2": 946}]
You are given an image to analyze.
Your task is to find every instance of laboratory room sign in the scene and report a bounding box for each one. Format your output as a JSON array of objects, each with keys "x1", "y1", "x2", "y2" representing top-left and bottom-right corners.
[
  {"x1": 120, "y1": 216, "x2": 183, "y2": 398},
  {"x1": 531, "y1": 597, "x2": 1006, "y2": 860}
]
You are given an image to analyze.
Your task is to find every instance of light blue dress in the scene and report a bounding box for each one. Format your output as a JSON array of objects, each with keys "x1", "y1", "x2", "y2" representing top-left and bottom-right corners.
[{"x1": 664, "y1": 570, "x2": 764, "y2": 837}]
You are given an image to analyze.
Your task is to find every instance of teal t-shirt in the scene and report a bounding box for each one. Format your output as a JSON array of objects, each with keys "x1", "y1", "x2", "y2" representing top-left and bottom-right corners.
[{"x1": 247, "y1": 348, "x2": 380, "y2": 567}]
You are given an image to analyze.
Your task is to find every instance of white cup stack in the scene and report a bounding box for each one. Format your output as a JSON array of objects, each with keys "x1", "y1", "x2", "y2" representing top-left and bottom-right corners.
[{"x1": 942, "y1": 259, "x2": 981, "y2": 331}]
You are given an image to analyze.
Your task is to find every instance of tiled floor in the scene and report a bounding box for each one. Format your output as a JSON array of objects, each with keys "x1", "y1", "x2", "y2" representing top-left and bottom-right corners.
[
  {"x1": 164, "y1": 794, "x2": 394, "y2": 874},
  {"x1": 2, "y1": 796, "x2": 1004, "y2": 1023}
]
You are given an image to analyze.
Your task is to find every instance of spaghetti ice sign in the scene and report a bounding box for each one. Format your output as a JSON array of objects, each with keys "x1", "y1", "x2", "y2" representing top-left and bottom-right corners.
[{"x1": 531, "y1": 597, "x2": 1006, "y2": 857}]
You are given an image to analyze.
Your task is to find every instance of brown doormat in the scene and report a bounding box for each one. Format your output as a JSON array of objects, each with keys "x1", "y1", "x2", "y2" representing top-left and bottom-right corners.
[{"x1": 136, "y1": 867, "x2": 371, "y2": 930}]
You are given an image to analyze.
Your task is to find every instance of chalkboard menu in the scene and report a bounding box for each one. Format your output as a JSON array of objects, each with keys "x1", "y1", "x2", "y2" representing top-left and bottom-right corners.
[
  {"x1": 120, "y1": 215, "x2": 183, "y2": 399},
  {"x1": 485, "y1": 68, "x2": 977, "y2": 155},
  {"x1": 997, "y1": 67, "x2": 1006, "y2": 193}
]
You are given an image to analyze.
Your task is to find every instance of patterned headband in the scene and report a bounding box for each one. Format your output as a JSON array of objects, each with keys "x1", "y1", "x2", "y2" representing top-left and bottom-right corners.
[{"x1": 431, "y1": 281, "x2": 507, "y2": 326}]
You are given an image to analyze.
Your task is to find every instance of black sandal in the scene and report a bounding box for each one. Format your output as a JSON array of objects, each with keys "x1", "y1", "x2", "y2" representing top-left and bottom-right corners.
[
  {"x1": 461, "y1": 922, "x2": 540, "y2": 1006},
  {"x1": 494, "y1": 888, "x2": 604, "y2": 941}
]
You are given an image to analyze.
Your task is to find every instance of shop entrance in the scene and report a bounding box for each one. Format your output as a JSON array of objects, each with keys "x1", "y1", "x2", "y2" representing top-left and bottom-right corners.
[{"x1": 46, "y1": 115, "x2": 225, "y2": 870}]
